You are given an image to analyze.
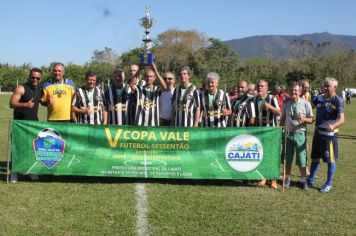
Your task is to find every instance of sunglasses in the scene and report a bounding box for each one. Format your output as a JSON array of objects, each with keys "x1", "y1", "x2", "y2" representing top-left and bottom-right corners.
[
  {"x1": 164, "y1": 77, "x2": 174, "y2": 81},
  {"x1": 30, "y1": 76, "x2": 41, "y2": 80}
]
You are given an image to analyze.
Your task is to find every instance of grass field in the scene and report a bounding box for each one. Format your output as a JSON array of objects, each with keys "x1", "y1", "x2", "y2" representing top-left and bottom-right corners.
[{"x1": 0, "y1": 94, "x2": 355, "y2": 235}]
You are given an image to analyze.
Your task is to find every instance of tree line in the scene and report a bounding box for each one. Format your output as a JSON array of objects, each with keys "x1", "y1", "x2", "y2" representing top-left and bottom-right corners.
[{"x1": 1, "y1": 29, "x2": 355, "y2": 92}]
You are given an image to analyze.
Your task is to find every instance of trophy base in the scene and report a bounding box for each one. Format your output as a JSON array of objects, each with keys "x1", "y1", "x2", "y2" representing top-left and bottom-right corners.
[{"x1": 140, "y1": 53, "x2": 154, "y2": 67}]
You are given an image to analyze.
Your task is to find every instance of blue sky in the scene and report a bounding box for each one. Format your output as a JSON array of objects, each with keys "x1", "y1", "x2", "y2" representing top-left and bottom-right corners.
[{"x1": 1, "y1": 0, "x2": 355, "y2": 66}]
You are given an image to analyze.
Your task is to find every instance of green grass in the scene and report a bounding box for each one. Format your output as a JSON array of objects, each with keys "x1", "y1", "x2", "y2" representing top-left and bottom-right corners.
[{"x1": 1, "y1": 94, "x2": 355, "y2": 235}]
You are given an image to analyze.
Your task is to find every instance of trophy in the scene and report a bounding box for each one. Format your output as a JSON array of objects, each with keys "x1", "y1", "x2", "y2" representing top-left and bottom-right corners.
[{"x1": 139, "y1": 6, "x2": 155, "y2": 66}]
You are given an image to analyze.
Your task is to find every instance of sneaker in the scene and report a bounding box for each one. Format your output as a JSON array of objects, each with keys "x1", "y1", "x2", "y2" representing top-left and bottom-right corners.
[
  {"x1": 29, "y1": 174, "x2": 39, "y2": 181},
  {"x1": 301, "y1": 181, "x2": 309, "y2": 190},
  {"x1": 284, "y1": 178, "x2": 291, "y2": 188},
  {"x1": 10, "y1": 173, "x2": 18, "y2": 183},
  {"x1": 320, "y1": 184, "x2": 332, "y2": 193}
]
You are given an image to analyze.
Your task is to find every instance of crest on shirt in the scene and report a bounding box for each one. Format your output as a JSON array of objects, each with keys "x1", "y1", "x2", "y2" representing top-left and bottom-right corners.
[{"x1": 33, "y1": 128, "x2": 66, "y2": 169}]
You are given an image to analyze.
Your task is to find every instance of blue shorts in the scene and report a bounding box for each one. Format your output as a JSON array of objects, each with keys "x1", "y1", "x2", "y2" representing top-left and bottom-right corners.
[{"x1": 311, "y1": 133, "x2": 338, "y2": 163}]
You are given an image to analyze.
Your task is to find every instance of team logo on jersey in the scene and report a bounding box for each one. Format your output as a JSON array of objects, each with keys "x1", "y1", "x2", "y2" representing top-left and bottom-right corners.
[
  {"x1": 33, "y1": 128, "x2": 66, "y2": 169},
  {"x1": 225, "y1": 134, "x2": 263, "y2": 172}
]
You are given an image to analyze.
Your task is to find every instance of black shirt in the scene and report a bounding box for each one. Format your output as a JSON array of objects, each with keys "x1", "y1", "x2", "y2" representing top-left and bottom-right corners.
[{"x1": 13, "y1": 82, "x2": 42, "y2": 120}]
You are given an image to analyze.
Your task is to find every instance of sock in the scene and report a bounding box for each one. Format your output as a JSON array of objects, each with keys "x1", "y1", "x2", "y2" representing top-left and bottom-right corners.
[
  {"x1": 326, "y1": 162, "x2": 337, "y2": 186},
  {"x1": 300, "y1": 176, "x2": 306, "y2": 182},
  {"x1": 286, "y1": 175, "x2": 291, "y2": 180},
  {"x1": 309, "y1": 162, "x2": 320, "y2": 183}
]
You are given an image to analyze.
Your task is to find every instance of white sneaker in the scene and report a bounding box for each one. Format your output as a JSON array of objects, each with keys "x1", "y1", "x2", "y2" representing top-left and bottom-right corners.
[
  {"x1": 10, "y1": 173, "x2": 18, "y2": 183},
  {"x1": 29, "y1": 174, "x2": 39, "y2": 181}
]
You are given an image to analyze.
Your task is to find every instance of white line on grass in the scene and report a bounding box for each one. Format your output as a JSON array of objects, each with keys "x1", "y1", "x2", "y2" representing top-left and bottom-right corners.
[
  {"x1": 66, "y1": 155, "x2": 80, "y2": 167},
  {"x1": 26, "y1": 161, "x2": 39, "y2": 174},
  {"x1": 135, "y1": 183, "x2": 149, "y2": 236}
]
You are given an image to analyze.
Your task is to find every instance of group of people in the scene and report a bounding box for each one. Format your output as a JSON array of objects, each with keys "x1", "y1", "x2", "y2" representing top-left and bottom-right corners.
[{"x1": 9, "y1": 63, "x2": 345, "y2": 193}]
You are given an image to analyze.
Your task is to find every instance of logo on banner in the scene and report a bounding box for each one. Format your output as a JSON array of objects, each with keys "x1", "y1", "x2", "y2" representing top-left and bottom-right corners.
[
  {"x1": 33, "y1": 128, "x2": 66, "y2": 169},
  {"x1": 225, "y1": 134, "x2": 263, "y2": 172}
]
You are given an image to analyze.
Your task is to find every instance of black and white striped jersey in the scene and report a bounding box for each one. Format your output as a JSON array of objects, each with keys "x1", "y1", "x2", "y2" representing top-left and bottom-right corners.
[
  {"x1": 73, "y1": 86, "x2": 105, "y2": 125},
  {"x1": 171, "y1": 84, "x2": 200, "y2": 127},
  {"x1": 199, "y1": 89, "x2": 231, "y2": 127},
  {"x1": 253, "y1": 94, "x2": 280, "y2": 127},
  {"x1": 104, "y1": 84, "x2": 133, "y2": 125},
  {"x1": 230, "y1": 95, "x2": 256, "y2": 127},
  {"x1": 132, "y1": 85, "x2": 162, "y2": 126}
]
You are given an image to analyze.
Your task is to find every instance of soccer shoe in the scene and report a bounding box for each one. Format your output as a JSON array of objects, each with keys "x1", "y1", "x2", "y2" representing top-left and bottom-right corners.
[
  {"x1": 284, "y1": 178, "x2": 291, "y2": 188},
  {"x1": 257, "y1": 179, "x2": 267, "y2": 187},
  {"x1": 320, "y1": 184, "x2": 332, "y2": 193},
  {"x1": 270, "y1": 180, "x2": 278, "y2": 189},
  {"x1": 29, "y1": 174, "x2": 39, "y2": 181},
  {"x1": 10, "y1": 173, "x2": 18, "y2": 183}
]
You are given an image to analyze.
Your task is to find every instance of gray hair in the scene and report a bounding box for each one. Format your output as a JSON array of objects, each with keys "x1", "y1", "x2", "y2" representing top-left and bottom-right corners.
[
  {"x1": 205, "y1": 72, "x2": 220, "y2": 83},
  {"x1": 325, "y1": 77, "x2": 338, "y2": 87}
]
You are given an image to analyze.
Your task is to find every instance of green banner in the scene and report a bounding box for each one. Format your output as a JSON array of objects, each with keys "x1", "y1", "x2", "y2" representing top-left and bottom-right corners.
[{"x1": 11, "y1": 120, "x2": 281, "y2": 180}]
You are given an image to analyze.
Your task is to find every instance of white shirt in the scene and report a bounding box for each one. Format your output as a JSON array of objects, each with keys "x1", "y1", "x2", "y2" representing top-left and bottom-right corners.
[{"x1": 159, "y1": 88, "x2": 175, "y2": 120}]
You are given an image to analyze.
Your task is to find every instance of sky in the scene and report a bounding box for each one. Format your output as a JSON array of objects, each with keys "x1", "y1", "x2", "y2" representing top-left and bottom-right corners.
[{"x1": 1, "y1": 0, "x2": 355, "y2": 66}]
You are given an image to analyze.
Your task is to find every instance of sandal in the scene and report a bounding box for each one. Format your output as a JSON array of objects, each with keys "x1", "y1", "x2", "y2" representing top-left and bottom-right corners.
[{"x1": 257, "y1": 179, "x2": 267, "y2": 187}]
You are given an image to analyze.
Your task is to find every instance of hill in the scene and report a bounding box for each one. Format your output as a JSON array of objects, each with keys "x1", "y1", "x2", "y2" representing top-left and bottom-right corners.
[{"x1": 225, "y1": 32, "x2": 356, "y2": 59}]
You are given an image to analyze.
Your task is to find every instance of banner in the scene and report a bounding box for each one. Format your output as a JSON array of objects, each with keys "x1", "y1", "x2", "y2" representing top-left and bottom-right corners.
[{"x1": 11, "y1": 120, "x2": 282, "y2": 180}]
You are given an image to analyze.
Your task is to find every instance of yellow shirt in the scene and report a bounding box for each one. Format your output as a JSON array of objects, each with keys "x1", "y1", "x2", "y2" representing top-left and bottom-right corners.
[{"x1": 42, "y1": 79, "x2": 76, "y2": 121}]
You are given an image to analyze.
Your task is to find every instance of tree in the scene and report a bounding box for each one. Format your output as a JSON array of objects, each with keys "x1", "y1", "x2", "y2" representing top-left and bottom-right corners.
[{"x1": 91, "y1": 47, "x2": 120, "y2": 65}]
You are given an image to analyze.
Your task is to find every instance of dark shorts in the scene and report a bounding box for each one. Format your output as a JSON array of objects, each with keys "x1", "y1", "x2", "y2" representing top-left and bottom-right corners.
[{"x1": 311, "y1": 133, "x2": 338, "y2": 163}]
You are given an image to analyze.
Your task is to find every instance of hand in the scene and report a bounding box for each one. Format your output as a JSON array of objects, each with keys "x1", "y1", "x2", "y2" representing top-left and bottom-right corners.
[
  {"x1": 87, "y1": 106, "x2": 94, "y2": 115},
  {"x1": 24, "y1": 99, "x2": 34, "y2": 108},
  {"x1": 296, "y1": 114, "x2": 305, "y2": 123},
  {"x1": 327, "y1": 123, "x2": 334, "y2": 132},
  {"x1": 263, "y1": 101, "x2": 272, "y2": 110},
  {"x1": 48, "y1": 95, "x2": 55, "y2": 105}
]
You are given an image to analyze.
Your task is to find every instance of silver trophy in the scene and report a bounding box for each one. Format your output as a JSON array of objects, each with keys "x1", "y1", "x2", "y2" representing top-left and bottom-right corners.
[{"x1": 139, "y1": 6, "x2": 155, "y2": 66}]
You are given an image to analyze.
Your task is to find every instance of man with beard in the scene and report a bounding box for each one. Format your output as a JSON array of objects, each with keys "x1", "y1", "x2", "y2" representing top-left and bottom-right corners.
[
  {"x1": 254, "y1": 80, "x2": 281, "y2": 189},
  {"x1": 9, "y1": 67, "x2": 43, "y2": 182},
  {"x1": 230, "y1": 80, "x2": 256, "y2": 127}
]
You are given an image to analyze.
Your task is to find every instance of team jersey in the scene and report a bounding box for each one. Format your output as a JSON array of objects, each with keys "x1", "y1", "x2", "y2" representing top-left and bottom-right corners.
[
  {"x1": 73, "y1": 86, "x2": 105, "y2": 125},
  {"x1": 104, "y1": 84, "x2": 133, "y2": 125},
  {"x1": 172, "y1": 84, "x2": 200, "y2": 127},
  {"x1": 312, "y1": 95, "x2": 344, "y2": 137},
  {"x1": 254, "y1": 94, "x2": 280, "y2": 127},
  {"x1": 230, "y1": 95, "x2": 256, "y2": 127},
  {"x1": 132, "y1": 85, "x2": 162, "y2": 126},
  {"x1": 199, "y1": 89, "x2": 231, "y2": 127},
  {"x1": 42, "y1": 78, "x2": 76, "y2": 121}
]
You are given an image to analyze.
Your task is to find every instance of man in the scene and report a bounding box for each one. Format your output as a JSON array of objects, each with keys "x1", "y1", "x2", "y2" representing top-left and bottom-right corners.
[
  {"x1": 41, "y1": 62, "x2": 76, "y2": 122},
  {"x1": 308, "y1": 78, "x2": 345, "y2": 193},
  {"x1": 129, "y1": 63, "x2": 167, "y2": 126},
  {"x1": 345, "y1": 89, "x2": 351, "y2": 104},
  {"x1": 159, "y1": 71, "x2": 175, "y2": 126},
  {"x1": 129, "y1": 64, "x2": 145, "y2": 87},
  {"x1": 280, "y1": 82, "x2": 313, "y2": 190},
  {"x1": 72, "y1": 71, "x2": 106, "y2": 125},
  {"x1": 9, "y1": 67, "x2": 42, "y2": 182},
  {"x1": 230, "y1": 80, "x2": 256, "y2": 127},
  {"x1": 104, "y1": 69, "x2": 133, "y2": 125},
  {"x1": 300, "y1": 79, "x2": 311, "y2": 102},
  {"x1": 199, "y1": 72, "x2": 231, "y2": 127},
  {"x1": 254, "y1": 80, "x2": 281, "y2": 189},
  {"x1": 171, "y1": 66, "x2": 200, "y2": 127}
]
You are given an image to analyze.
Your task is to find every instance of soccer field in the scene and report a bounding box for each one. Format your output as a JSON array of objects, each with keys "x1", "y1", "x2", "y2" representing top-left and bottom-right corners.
[{"x1": 0, "y1": 94, "x2": 355, "y2": 235}]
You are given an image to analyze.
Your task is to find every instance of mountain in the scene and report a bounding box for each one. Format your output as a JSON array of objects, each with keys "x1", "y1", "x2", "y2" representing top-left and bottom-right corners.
[{"x1": 225, "y1": 32, "x2": 356, "y2": 59}]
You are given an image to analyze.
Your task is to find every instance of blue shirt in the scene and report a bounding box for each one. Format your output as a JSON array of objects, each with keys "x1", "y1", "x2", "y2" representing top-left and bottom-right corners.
[{"x1": 312, "y1": 95, "x2": 344, "y2": 134}]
